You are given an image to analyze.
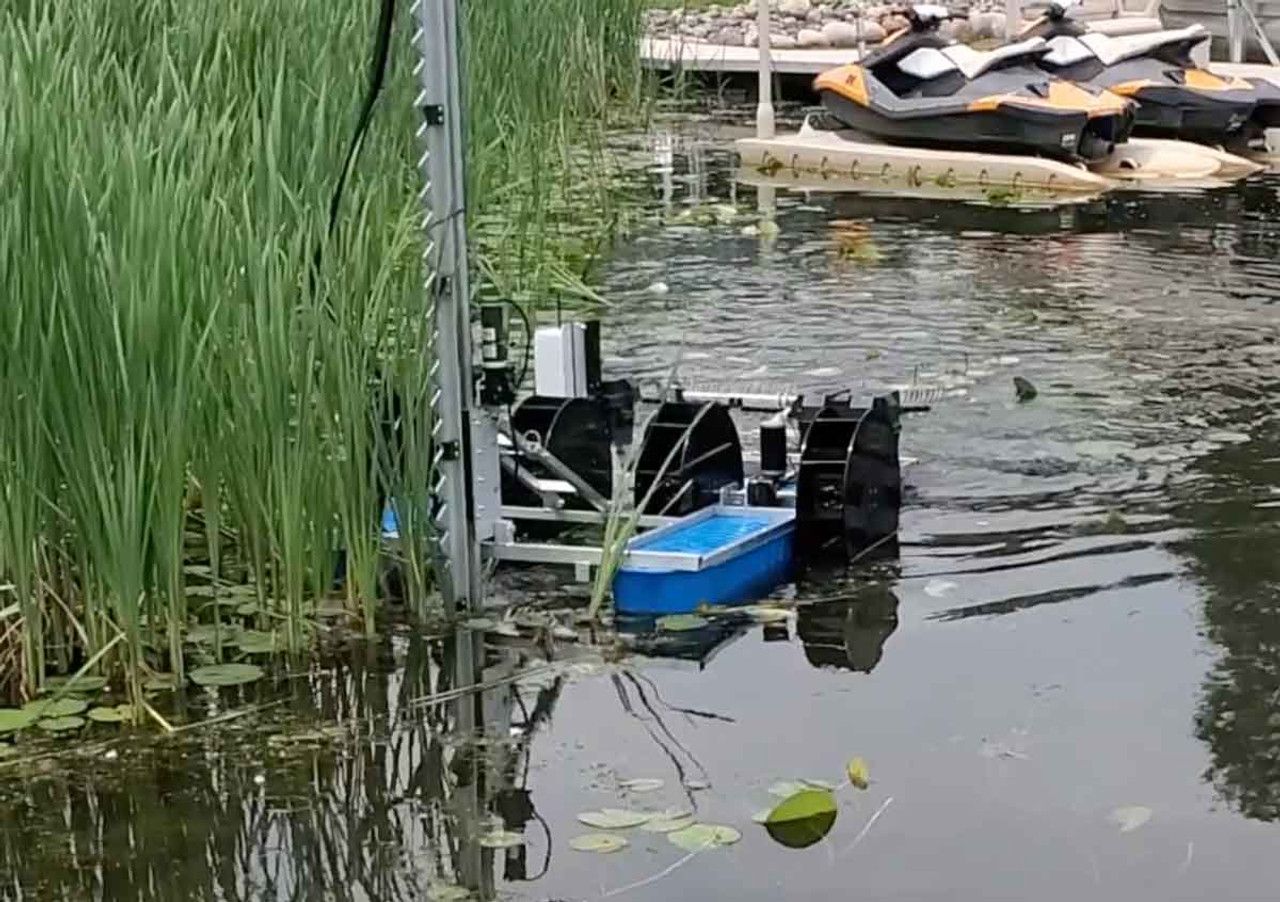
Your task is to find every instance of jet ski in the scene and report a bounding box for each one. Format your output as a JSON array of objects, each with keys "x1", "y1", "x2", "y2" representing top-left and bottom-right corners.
[
  {"x1": 813, "y1": 4, "x2": 1136, "y2": 162},
  {"x1": 1020, "y1": 0, "x2": 1280, "y2": 147}
]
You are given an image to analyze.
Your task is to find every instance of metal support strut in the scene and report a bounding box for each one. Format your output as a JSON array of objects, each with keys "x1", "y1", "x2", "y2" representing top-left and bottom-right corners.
[{"x1": 411, "y1": 0, "x2": 498, "y2": 617}]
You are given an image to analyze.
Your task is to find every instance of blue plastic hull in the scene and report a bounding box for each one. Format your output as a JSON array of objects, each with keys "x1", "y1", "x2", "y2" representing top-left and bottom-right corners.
[{"x1": 613, "y1": 506, "x2": 795, "y2": 616}]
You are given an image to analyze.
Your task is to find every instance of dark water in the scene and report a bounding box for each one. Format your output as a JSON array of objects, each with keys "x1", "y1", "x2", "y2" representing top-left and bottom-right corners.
[{"x1": 3, "y1": 130, "x2": 1280, "y2": 901}]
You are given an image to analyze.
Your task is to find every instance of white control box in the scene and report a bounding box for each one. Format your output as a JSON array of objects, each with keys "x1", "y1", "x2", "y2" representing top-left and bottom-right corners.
[{"x1": 533, "y1": 323, "x2": 588, "y2": 397}]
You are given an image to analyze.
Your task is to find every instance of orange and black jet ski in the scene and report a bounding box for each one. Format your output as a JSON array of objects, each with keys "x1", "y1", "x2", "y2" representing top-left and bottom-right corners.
[
  {"x1": 813, "y1": 4, "x2": 1136, "y2": 162},
  {"x1": 1021, "y1": 1, "x2": 1278, "y2": 145}
]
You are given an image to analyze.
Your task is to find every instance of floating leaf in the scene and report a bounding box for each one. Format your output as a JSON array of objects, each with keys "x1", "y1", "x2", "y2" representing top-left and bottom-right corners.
[
  {"x1": 569, "y1": 833, "x2": 629, "y2": 853},
  {"x1": 477, "y1": 830, "x2": 524, "y2": 849},
  {"x1": 1109, "y1": 805, "x2": 1152, "y2": 833},
  {"x1": 655, "y1": 614, "x2": 708, "y2": 633},
  {"x1": 186, "y1": 624, "x2": 241, "y2": 645},
  {"x1": 427, "y1": 886, "x2": 472, "y2": 902},
  {"x1": 40, "y1": 698, "x2": 88, "y2": 718},
  {"x1": 641, "y1": 812, "x2": 696, "y2": 833},
  {"x1": 189, "y1": 663, "x2": 264, "y2": 687},
  {"x1": 801, "y1": 778, "x2": 836, "y2": 791},
  {"x1": 923, "y1": 579, "x2": 957, "y2": 599},
  {"x1": 768, "y1": 780, "x2": 811, "y2": 798},
  {"x1": 38, "y1": 715, "x2": 85, "y2": 733},
  {"x1": 577, "y1": 809, "x2": 653, "y2": 830},
  {"x1": 668, "y1": 823, "x2": 741, "y2": 852},
  {"x1": 0, "y1": 708, "x2": 37, "y2": 735},
  {"x1": 44, "y1": 675, "x2": 106, "y2": 694},
  {"x1": 236, "y1": 630, "x2": 277, "y2": 654},
  {"x1": 143, "y1": 674, "x2": 180, "y2": 693},
  {"x1": 764, "y1": 789, "x2": 838, "y2": 849},
  {"x1": 846, "y1": 757, "x2": 870, "y2": 790},
  {"x1": 620, "y1": 778, "x2": 664, "y2": 793},
  {"x1": 88, "y1": 705, "x2": 134, "y2": 724}
]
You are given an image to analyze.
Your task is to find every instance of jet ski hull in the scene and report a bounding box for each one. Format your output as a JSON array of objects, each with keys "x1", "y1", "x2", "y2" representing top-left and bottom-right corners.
[
  {"x1": 1245, "y1": 77, "x2": 1280, "y2": 130},
  {"x1": 819, "y1": 88, "x2": 1132, "y2": 163},
  {"x1": 1121, "y1": 84, "x2": 1256, "y2": 142}
]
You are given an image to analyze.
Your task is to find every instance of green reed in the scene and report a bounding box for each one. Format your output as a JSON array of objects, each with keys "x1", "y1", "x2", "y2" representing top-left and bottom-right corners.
[{"x1": 0, "y1": 0, "x2": 647, "y2": 704}]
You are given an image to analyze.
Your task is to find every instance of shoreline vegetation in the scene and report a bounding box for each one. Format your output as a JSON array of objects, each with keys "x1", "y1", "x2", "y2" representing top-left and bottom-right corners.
[{"x1": 0, "y1": 0, "x2": 648, "y2": 724}]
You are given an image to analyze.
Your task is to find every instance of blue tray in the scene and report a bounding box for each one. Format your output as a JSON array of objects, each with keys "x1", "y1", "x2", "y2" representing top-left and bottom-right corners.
[{"x1": 613, "y1": 505, "x2": 795, "y2": 615}]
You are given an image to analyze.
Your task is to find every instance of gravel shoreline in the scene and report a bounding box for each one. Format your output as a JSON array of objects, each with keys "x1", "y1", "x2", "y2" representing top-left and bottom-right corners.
[{"x1": 645, "y1": 0, "x2": 1012, "y2": 49}]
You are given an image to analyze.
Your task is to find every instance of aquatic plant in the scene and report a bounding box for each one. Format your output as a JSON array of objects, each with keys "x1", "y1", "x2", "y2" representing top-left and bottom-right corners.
[{"x1": 0, "y1": 0, "x2": 647, "y2": 706}]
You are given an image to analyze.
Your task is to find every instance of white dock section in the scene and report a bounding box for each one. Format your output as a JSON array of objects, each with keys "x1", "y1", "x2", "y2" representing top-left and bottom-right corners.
[{"x1": 734, "y1": 124, "x2": 1264, "y2": 206}]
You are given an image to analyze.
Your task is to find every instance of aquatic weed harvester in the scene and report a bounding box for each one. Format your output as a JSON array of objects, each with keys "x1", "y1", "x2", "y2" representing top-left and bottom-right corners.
[{"x1": 397, "y1": 0, "x2": 921, "y2": 618}]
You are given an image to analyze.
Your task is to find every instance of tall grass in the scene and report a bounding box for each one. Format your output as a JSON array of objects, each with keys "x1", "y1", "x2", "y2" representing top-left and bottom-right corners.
[{"x1": 0, "y1": 0, "x2": 646, "y2": 704}]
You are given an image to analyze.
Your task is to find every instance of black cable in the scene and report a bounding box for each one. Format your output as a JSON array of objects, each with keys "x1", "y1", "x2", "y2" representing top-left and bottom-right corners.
[
  {"x1": 503, "y1": 298, "x2": 534, "y2": 388},
  {"x1": 310, "y1": 0, "x2": 398, "y2": 298},
  {"x1": 328, "y1": 0, "x2": 397, "y2": 238}
]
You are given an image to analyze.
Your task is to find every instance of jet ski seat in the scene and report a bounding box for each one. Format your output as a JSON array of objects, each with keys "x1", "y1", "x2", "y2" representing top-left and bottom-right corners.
[
  {"x1": 939, "y1": 37, "x2": 1049, "y2": 79},
  {"x1": 896, "y1": 47, "x2": 959, "y2": 82},
  {"x1": 1042, "y1": 36, "x2": 1097, "y2": 68},
  {"x1": 1077, "y1": 25, "x2": 1207, "y2": 67}
]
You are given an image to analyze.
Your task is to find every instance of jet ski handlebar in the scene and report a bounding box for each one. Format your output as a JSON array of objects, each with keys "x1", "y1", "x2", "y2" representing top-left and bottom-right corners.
[
  {"x1": 1023, "y1": 0, "x2": 1082, "y2": 18},
  {"x1": 904, "y1": 3, "x2": 953, "y2": 28}
]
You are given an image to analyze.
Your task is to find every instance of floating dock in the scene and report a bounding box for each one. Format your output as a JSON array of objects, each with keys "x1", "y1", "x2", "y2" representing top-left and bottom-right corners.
[{"x1": 734, "y1": 122, "x2": 1264, "y2": 205}]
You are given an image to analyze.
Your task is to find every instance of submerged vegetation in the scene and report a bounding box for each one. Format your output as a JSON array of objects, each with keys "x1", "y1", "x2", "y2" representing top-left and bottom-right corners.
[{"x1": 0, "y1": 0, "x2": 647, "y2": 713}]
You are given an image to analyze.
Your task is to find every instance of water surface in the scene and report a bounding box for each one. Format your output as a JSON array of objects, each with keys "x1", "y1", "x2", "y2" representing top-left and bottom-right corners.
[{"x1": 3, "y1": 126, "x2": 1280, "y2": 901}]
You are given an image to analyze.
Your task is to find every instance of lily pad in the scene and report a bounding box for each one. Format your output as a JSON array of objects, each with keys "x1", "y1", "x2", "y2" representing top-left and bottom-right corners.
[
  {"x1": 577, "y1": 809, "x2": 653, "y2": 830},
  {"x1": 768, "y1": 780, "x2": 812, "y2": 798},
  {"x1": 427, "y1": 885, "x2": 473, "y2": 900},
  {"x1": 667, "y1": 823, "x2": 741, "y2": 852},
  {"x1": 640, "y1": 812, "x2": 696, "y2": 833},
  {"x1": 186, "y1": 624, "x2": 241, "y2": 645},
  {"x1": 655, "y1": 614, "x2": 709, "y2": 633},
  {"x1": 764, "y1": 789, "x2": 838, "y2": 849},
  {"x1": 477, "y1": 830, "x2": 524, "y2": 849},
  {"x1": 236, "y1": 630, "x2": 277, "y2": 654},
  {"x1": 88, "y1": 705, "x2": 135, "y2": 724},
  {"x1": 427, "y1": 885, "x2": 473, "y2": 901},
  {"x1": 36, "y1": 698, "x2": 88, "y2": 718},
  {"x1": 44, "y1": 675, "x2": 106, "y2": 694},
  {"x1": 37, "y1": 715, "x2": 85, "y2": 733},
  {"x1": 143, "y1": 674, "x2": 181, "y2": 693},
  {"x1": 620, "y1": 778, "x2": 664, "y2": 793},
  {"x1": 0, "y1": 708, "x2": 37, "y2": 735},
  {"x1": 569, "y1": 833, "x2": 629, "y2": 853},
  {"x1": 189, "y1": 663, "x2": 264, "y2": 687},
  {"x1": 846, "y1": 757, "x2": 870, "y2": 790},
  {"x1": 1109, "y1": 805, "x2": 1152, "y2": 833}
]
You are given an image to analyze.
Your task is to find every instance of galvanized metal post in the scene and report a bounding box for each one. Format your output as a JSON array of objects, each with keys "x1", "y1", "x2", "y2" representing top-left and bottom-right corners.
[
  {"x1": 756, "y1": 0, "x2": 775, "y2": 139},
  {"x1": 1005, "y1": 0, "x2": 1021, "y2": 40},
  {"x1": 1227, "y1": 0, "x2": 1245, "y2": 62},
  {"x1": 411, "y1": 0, "x2": 492, "y2": 617}
]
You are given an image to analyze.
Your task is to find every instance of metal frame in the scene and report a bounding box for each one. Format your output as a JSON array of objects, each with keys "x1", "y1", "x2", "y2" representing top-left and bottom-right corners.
[
  {"x1": 1227, "y1": 0, "x2": 1280, "y2": 63},
  {"x1": 412, "y1": 0, "x2": 500, "y2": 617}
]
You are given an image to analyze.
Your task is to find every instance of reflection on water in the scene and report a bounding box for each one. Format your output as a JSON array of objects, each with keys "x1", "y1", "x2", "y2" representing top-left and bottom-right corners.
[{"x1": 4, "y1": 121, "x2": 1280, "y2": 900}]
